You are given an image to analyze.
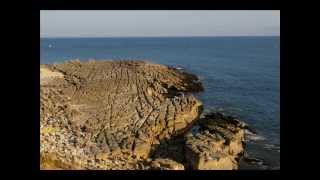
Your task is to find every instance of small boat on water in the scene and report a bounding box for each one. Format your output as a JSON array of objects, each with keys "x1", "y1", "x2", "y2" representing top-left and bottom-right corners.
[{"x1": 48, "y1": 44, "x2": 53, "y2": 48}]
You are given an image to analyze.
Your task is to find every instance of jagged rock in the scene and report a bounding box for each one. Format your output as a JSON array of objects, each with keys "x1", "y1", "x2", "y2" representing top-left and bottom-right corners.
[
  {"x1": 40, "y1": 60, "x2": 203, "y2": 170},
  {"x1": 184, "y1": 112, "x2": 245, "y2": 170},
  {"x1": 40, "y1": 60, "x2": 250, "y2": 170}
]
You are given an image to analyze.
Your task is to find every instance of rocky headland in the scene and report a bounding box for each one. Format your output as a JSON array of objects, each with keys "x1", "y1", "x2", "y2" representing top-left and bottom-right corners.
[{"x1": 40, "y1": 60, "x2": 249, "y2": 170}]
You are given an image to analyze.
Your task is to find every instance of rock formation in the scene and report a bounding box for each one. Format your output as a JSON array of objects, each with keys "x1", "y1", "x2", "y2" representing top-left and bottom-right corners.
[
  {"x1": 184, "y1": 113, "x2": 246, "y2": 170},
  {"x1": 40, "y1": 60, "x2": 246, "y2": 170}
]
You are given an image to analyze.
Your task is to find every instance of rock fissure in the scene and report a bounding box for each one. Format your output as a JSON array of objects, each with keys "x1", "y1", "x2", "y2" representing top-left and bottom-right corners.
[{"x1": 40, "y1": 60, "x2": 247, "y2": 170}]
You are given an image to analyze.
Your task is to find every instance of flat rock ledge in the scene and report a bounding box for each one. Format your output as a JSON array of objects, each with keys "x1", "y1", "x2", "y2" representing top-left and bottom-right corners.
[{"x1": 40, "y1": 60, "x2": 247, "y2": 170}]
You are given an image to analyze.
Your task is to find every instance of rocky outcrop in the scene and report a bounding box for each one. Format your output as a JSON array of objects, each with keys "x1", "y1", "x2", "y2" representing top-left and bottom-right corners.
[
  {"x1": 184, "y1": 113, "x2": 246, "y2": 170},
  {"x1": 40, "y1": 60, "x2": 203, "y2": 170},
  {"x1": 148, "y1": 112, "x2": 247, "y2": 170},
  {"x1": 40, "y1": 60, "x2": 247, "y2": 170}
]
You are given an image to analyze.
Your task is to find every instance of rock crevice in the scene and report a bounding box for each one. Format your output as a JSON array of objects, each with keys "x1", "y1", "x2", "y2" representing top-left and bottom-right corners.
[{"x1": 40, "y1": 60, "x2": 246, "y2": 170}]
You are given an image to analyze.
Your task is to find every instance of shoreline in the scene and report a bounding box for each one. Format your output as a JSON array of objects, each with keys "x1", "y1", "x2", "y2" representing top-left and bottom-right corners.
[{"x1": 41, "y1": 60, "x2": 254, "y2": 170}]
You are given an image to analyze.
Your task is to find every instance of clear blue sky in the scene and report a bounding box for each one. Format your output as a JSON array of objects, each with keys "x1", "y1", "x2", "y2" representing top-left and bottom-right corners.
[{"x1": 40, "y1": 10, "x2": 280, "y2": 37}]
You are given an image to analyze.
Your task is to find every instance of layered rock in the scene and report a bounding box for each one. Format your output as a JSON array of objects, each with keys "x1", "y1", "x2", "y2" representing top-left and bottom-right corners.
[
  {"x1": 40, "y1": 60, "x2": 247, "y2": 170},
  {"x1": 184, "y1": 113, "x2": 246, "y2": 170},
  {"x1": 40, "y1": 60, "x2": 203, "y2": 170}
]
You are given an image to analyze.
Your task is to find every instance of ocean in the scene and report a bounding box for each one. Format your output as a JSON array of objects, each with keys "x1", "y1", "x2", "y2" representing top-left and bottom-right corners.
[{"x1": 40, "y1": 36, "x2": 280, "y2": 169}]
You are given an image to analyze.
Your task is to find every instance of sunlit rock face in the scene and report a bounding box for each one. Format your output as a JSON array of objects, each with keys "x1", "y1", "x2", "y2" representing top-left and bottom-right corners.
[
  {"x1": 40, "y1": 60, "x2": 203, "y2": 170},
  {"x1": 185, "y1": 113, "x2": 246, "y2": 170},
  {"x1": 40, "y1": 60, "x2": 247, "y2": 170}
]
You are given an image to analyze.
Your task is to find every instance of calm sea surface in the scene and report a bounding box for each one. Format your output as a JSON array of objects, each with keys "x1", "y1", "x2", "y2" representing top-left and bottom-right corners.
[{"x1": 41, "y1": 36, "x2": 280, "y2": 169}]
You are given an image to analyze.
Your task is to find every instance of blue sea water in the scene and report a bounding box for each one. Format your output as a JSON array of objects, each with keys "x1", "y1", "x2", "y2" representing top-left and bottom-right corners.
[{"x1": 41, "y1": 36, "x2": 280, "y2": 169}]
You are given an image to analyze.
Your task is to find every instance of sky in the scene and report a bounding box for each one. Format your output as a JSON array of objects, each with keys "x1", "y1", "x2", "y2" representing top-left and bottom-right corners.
[{"x1": 40, "y1": 10, "x2": 280, "y2": 38}]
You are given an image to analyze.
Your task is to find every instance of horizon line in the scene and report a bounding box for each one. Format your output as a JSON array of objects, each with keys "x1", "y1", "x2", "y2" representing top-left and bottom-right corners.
[{"x1": 41, "y1": 35, "x2": 280, "y2": 39}]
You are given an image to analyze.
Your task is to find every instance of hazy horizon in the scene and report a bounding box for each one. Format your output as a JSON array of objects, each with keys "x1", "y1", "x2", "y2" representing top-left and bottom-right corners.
[
  {"x1": 41, "y1": 35, "x2": 280, "y2": 38},
  {"x1": 41, "y1": 10, "x2": 280, "y2": 38}
]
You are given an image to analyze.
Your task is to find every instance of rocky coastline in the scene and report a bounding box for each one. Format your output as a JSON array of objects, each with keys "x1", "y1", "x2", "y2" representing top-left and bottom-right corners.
[{"x1": 40, "y1": 60, "x2": 250, "y2": 170}]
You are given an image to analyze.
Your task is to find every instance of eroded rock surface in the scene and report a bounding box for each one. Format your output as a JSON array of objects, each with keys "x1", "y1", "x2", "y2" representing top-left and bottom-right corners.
[
  {"x1": 40, "y1": 60, "x2": 203, "y2": 170},
  {"x1": 184, "y1": 113, "x2": 246, "y2": 170},
  {"x1": 148, "y1": 158, "x2": 185, "y2": 170},
  {"x1": 40, "y1": 60, "x2": 248, "y2": 170}
]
